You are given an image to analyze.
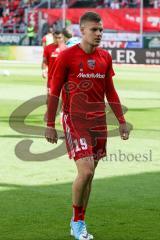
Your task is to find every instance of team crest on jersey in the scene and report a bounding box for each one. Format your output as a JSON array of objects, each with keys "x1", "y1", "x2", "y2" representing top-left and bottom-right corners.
[{"x1": 87, "y1": 59, "x2": 95, "y2": 70}]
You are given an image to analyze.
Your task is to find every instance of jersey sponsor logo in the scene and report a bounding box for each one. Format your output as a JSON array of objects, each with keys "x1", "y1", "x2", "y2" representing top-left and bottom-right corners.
[
  {"x1": 51, "y1": 52, "x2": 58, "y2": 57},
  {"x1": 77, "y1": 72, "x2": 105, "y2": 79},
  {"x1": 51, "y1": 48, "x2": 60, "y2": 57}
]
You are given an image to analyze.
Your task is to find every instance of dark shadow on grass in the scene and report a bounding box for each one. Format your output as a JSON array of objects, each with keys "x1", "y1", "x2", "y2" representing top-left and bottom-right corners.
[{"x1": 0, "y1": 172, "x2": 160, "y2": 240}]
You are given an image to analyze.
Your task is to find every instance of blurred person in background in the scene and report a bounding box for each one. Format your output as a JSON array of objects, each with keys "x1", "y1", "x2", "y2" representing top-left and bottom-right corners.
[
  {"x1": 62, "y1": 28, "x2": 80, "y2": 47},
  {"x1": 121, "y1": 0, "x2": 129, "y2": 8},
  {"x1": 151, "y1": 0, "x2": 160, "y2": 8},
  {"x1": 62, "y1": 27, "x2": 73, "y2": 42},
  {"x1": 27, "y1": 22, "x2": 35, "y2": 45},
  {"x1": 42, "y1": 26, "x2": 54, "y2": 48},
  {"x1": 103, "y1": 0, "x2": 111, "y2": 7},
  {"x1": 42, "y1": 30, "x2": 66, "y2": 100},
  {"x1": 130, "y1": 0, "x2": 140, "y2": 7},
  {"x1": 0, "y1": 3, "x2": 3, "y2": 18},
  {"x1": 110, "y1": 0, "x2": 120, "y2": 9}
]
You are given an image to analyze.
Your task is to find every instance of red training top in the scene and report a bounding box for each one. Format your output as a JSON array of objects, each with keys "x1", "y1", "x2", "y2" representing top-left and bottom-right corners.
[
  {"x1": 43, "y1": 43, "x2": 66, "y2": 88},
  {"x1": 47, "y1": 44, "x2": 126, "y2": 128}
]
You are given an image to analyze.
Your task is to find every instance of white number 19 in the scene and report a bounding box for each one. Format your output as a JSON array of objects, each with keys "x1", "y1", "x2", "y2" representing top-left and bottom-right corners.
[{"x1": 73, "y1": 138, "x2": 88, "y2": 152}]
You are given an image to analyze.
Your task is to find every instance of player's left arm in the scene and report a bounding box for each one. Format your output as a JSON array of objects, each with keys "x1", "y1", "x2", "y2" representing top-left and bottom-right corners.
[
  {"x1": 105, "y1": 54, "x2": 129, "y2": 140},
  {"x1": 42, "y1": 36, "x2": 46, "y2": 48}
]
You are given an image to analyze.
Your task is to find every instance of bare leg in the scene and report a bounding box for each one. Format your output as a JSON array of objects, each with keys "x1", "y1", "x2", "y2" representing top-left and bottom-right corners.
[
  {"x1": 72, "y1": 157, "x2": 95, "y2": 206},
  {"x1": 82, "y1": 160, "x2": 99, "y2": 210}
]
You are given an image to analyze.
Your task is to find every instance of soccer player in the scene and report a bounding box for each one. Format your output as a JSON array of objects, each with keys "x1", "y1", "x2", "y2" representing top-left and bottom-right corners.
[
  {"x1": 42, "y1": 26, "x2": 54, "y2": 48},
  {"x1": 62, "y1": 28, "x2": 80, "y2": 47},
  {"x1": 45, "y1": 12, "x2": 130, "y2": 240},
  {"x1": 42, "y1": 30, "x2": 66, "y2": 95}
]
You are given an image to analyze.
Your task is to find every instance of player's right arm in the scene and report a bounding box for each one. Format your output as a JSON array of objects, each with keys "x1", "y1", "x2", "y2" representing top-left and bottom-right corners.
[
  {"x1": 42, "y1": 46, "x2": 48, "y2": 79},
  {"x1": 45, "y1": 51, "x2": 68, "y2": 144},
  {"x1": 42, "y1": 56, "x2": 48, "y2": 79}
]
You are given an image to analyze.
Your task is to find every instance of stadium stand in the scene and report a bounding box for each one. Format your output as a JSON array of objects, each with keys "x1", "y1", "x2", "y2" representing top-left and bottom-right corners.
[
  {"x1": 0, "y1": 0, "x2": 26, "y2": 33},
  {"x1": 0, "y1": 0, "x2": 159, "y2": 35}
]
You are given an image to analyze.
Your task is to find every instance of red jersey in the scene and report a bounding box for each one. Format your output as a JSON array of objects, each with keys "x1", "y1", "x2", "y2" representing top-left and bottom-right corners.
[
  {"x1": 43, "y1": 43, "x2": 66, "y2": 88},
  {"x1": 47, "y1": 44, "x2": 125, "y2": 128}
]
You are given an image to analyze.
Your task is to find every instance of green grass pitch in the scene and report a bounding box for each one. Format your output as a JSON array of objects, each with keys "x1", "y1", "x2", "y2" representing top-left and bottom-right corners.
[{"x1": 0, "y1": 62, "x2": 160, "y2": 240}]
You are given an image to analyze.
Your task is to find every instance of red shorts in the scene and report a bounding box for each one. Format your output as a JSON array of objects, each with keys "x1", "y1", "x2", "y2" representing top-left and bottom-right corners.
[{"x1": 62, "y1": 112, "x2": 107, "y2": 161}]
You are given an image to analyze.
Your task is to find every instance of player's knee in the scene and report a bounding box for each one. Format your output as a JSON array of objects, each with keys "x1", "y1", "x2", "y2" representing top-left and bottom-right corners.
[{"x1": 83, "y1": 169, "x2": 94, "y2": 181}]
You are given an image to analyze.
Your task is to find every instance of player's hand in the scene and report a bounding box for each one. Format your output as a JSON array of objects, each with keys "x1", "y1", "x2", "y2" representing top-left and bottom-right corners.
[
  {"x1": 119, "y1": 123, "x2": 130, "y2": 140},
  {"x1": 45, "y1": 127, "x2": 58, "y2": 144},
  {"x1": 42, "y1": 69, "x2": 48, "y2": 79}
]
